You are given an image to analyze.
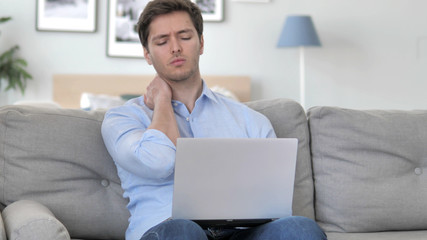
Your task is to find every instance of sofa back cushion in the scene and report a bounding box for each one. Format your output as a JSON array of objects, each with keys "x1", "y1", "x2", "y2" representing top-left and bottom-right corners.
[
  {"x1": 308, "y1": 107, "x2": 427, "y2": 232},
  {"x1": 0, "y1": 105, "x2": 129, "y2": 240},
  {"x1": 246, "y1": 99, "x2": 315, "y2": 219}
]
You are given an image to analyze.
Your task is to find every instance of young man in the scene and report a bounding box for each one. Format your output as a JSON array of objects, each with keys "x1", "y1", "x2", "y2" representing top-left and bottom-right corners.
[{"x1": 101, "y1": 0, "x2": 327, "y2": 239}]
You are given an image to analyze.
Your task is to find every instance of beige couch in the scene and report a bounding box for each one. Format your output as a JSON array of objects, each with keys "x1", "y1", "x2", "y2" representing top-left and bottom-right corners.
[{"x1": 0, "y1": 98, "x2": 426, "y2": 240}]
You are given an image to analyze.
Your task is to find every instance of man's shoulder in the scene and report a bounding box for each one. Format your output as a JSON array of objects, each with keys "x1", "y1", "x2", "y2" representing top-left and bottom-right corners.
[
  {"x1": 104, "y1": 96, "x2": 150, "y2": 119},
  {"x1": 213, "y1": 93, "x2": 270, "y2": 122},
  {"x1": 212, "y1": 93, "x2": 275, "y2": 137},
  {"x1": 212, "y1": 92, "x2": 247, "y2": 109}
]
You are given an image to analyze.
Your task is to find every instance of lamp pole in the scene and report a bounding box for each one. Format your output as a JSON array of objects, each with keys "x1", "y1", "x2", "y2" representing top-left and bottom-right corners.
[
  {"x1": 277, "y1": 15, "x2": 321, "y2": 110},
  {"x1": 299, "y1": 46, "x2": 305, "y2": 109}
]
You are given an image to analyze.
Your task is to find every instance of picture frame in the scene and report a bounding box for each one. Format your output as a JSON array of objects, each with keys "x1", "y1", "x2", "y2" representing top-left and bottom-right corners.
[
  {"x1": 232, "y1": 0, "x2": 270, "y2": 2},
  {"x1": 107, "y1": 0, "x2": 147, "y2": 58},
  {"x1": 107, "y1": 0, "x2": 224, "y2": 58},
  {"x1": 36, "y1": 0, "x2": 97, "y2": 33},
  {"x1": 193, "y1": 0, "x2": 224, "y2": 22}
]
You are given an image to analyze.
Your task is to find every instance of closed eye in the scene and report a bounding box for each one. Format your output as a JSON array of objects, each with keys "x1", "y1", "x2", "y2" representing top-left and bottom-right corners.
[{"x1": 178, "y1": 29, "x2": 194, "y2": 41}]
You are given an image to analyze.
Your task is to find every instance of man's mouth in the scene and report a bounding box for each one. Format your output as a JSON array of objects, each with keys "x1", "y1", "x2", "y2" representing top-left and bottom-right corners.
[{"x1": 170, "y1": 58, "x2": 186, "y2": 66}]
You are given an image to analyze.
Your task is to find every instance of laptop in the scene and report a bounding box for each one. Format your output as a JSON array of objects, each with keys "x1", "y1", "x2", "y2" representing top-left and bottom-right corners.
[{"x1": 172, "y1": 138, "x2": 298, "y2": 228}]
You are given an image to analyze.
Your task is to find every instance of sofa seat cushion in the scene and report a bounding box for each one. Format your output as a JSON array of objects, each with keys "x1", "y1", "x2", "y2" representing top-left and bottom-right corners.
[
  {"x1": 326, "y1": 230, "x2": 427, "y2": 240},
  {"x1": 308, "y1": 107, "x2": 427, "y2": 233},
  {"x1": 0, "y1": 106, "x2": 129, "y2": 239}
]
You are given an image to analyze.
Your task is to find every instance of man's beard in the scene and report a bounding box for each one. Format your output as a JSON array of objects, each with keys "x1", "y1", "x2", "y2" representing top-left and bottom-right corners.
[{"x1": 157, "y1": 64, "x2": 199, "y2": 83}]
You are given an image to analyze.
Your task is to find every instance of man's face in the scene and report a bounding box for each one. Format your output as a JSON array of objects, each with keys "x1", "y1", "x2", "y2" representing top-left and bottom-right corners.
[{"x1": 144, "y1": 11, "x2": 204, "y2": 83}]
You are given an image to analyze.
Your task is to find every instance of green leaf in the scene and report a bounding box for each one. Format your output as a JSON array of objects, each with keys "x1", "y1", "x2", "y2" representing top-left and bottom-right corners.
[
  {"x1": 0, "y1": 17, "x2": 12, "y2": 24},
  {"x1": 0, "y1": 44, "x2": 32, "y2": 94},
  {"x1": 15, "y1": 58, "x2": 28, "y2": 67},
  {"x1": 0, "y1": 46, "x2": 19, "y2": 62}
]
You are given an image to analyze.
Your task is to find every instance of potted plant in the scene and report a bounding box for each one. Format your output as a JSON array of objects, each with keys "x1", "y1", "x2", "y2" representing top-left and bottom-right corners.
[{"x1": 0, "y1": 17, "x2": 32, "y2": 95}]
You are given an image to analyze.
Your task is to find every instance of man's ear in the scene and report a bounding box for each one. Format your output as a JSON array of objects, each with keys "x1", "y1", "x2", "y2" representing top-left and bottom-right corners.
[
  {"x1": 143, "y1": 47, "x2": 153, "y2": 65},
  {"x1": 199, "y1": 35, "x2": 204, "y2": 55}
]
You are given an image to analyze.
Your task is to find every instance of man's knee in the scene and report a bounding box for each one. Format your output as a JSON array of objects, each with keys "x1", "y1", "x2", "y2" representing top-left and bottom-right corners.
[
  {"x1": 167, "y1": 219, "x2": 205, "y2": 234},
  {"x1": 275, "y1": 215, "x2": 317, "y2": 227},
  {"x1": 141, "y1": 219, "x2": 207, "y2": 240},
  {"x1": 270, "y1": 216, "x2": 326, "y2": 239}
]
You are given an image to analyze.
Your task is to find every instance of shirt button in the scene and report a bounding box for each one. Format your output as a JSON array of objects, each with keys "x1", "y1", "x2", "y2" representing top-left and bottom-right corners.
[
  {"x1": 414, "y1": 168, "x2": 423, "y2": 175},
  {"x1": 186, "y1": 117, "x2": 190, "y2": 122},
  {"x1": 173, "y1": 103, "x2": 178, "y2": 107}
]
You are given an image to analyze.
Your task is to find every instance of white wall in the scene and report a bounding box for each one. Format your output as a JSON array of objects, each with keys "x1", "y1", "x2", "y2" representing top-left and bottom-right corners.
[{"x1": 1, "y1": 0, "x2": 427, "y2": 110}]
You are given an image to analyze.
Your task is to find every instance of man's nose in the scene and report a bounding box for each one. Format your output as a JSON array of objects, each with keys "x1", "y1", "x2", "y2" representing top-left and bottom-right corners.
[{"x1": 170, "y1": 37, "x2": 182, "y2": 54}]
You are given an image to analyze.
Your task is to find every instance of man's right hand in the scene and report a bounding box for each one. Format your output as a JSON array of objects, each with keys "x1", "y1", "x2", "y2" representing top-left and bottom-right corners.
[
  {"x1": 145, "y1": 76, "x2": 180, "y2": 145},
  {"x1": 144, "y1": 75, "x2": 173, "y2": 110}
]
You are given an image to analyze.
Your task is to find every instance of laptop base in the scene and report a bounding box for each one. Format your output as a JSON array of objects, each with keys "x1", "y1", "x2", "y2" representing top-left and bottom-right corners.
[{"x1": 194, "y1": 218, "x2": 277, "y2": 229}]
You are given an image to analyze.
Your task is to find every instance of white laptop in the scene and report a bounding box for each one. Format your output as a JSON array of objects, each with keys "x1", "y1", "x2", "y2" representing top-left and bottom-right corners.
[{"x1": 172, "y1": 138, "x2": 298, "y2": 228}]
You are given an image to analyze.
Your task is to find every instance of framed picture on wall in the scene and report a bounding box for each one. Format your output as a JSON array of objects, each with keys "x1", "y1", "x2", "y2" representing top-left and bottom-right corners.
[
  {"x1": 232, "y1": 0, "x2": 270, "y2": 2},
  {"x1": 107, "y1": 0, "x2": 224, "y2": 58},
  {"x1": 36, "y1": 0, "x2": 97, "y2": 32},
  {"x1": 193, "y1": 0, "x2": 224, "y2": 22},
  {"x1": 107, "y1": 0, "x2": 148, "y2": 58}
]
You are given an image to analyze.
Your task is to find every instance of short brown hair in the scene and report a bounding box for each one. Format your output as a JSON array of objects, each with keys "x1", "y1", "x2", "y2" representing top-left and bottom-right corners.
[{"x1": 137, "y1": 0, "x2": 203, "y2": 50}]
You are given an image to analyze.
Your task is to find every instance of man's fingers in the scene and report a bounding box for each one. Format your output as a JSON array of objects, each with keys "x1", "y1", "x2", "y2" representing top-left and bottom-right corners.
[{"x1": 144, "y1": 91, "x2": 154, "y2": 110}]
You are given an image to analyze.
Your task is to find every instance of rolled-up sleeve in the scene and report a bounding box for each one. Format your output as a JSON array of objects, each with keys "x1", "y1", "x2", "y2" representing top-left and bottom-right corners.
[{"x1": 101, "y1": 106, "x2": 176, "y2": 180}]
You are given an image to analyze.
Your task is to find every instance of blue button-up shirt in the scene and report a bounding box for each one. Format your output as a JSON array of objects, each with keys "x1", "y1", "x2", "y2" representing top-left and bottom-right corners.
[{"x1": 101, "y1": 82, "x2": 276, "y2": 240}]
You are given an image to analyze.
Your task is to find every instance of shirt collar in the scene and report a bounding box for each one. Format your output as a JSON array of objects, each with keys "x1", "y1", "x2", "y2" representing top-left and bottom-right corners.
[
  {"x1": 199, "y1": 79, "x2": 219, "y2": 104},
  {"x1": 170, "y1": 79, "x2": 219, "y2": 107}
]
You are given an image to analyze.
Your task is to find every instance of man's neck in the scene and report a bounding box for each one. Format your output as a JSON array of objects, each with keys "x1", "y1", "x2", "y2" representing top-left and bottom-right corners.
[{"x1": 167, "y1": 75, "x2": 203, "y2": 113}]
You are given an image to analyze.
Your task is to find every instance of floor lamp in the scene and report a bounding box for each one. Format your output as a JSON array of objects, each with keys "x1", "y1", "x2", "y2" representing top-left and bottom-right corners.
[{"x1": 277, "y1": 15, "x2": 321, "y2": 109}]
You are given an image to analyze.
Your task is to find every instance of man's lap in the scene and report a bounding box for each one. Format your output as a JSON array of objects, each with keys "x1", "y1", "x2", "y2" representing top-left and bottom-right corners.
[{"x1": 140, "y1": 216, "x2": 327, "y2": 240}]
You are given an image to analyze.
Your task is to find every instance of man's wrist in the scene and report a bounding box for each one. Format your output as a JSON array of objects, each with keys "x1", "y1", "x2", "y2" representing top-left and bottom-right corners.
[{"x1": 154, "y1": 97, "x2": 173, "y2": 110}]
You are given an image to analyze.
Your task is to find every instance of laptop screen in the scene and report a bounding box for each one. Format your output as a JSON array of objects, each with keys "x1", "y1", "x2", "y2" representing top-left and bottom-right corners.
[{"x1": 172, "y1": 138, "x2": 298, "y2": 228}]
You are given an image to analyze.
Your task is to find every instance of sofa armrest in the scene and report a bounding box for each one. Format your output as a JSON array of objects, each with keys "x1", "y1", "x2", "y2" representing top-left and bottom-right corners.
[
  {"x1": 2, "y1": 200, "x2": 70, "y2": 240},
  {"x1": 0, "y1": 210, "x2": 6, "y2": 240}
]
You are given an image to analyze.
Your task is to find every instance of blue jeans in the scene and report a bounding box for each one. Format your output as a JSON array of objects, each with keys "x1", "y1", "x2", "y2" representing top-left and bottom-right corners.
[{"x1": 140, "y1": 216, "x2": 327, "y2": 240}]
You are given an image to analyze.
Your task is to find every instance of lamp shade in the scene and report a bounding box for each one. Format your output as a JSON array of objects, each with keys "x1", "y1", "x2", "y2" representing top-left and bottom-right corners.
[{"x1": 277, "y1": 15, "x2": 321, "y2": 47}]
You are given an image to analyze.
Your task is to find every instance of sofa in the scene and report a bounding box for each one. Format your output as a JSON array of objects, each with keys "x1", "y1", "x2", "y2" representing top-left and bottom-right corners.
[{"x1": 0, "y1": 98, "x2": 426, "y2": 240}]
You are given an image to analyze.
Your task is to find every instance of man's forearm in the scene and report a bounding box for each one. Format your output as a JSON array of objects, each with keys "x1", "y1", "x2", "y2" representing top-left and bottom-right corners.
[{"x1": 148, "y1": 99, "x2": 180, "y2": 145}]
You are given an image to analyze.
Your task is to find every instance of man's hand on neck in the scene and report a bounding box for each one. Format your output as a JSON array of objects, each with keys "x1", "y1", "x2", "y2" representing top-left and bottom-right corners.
[
  {"x1": 144, "y1": 75, "x2": 173, "y2": 110},
  {"x1": 145, "y1": 75, "x2": 180, "y2": 145}
]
